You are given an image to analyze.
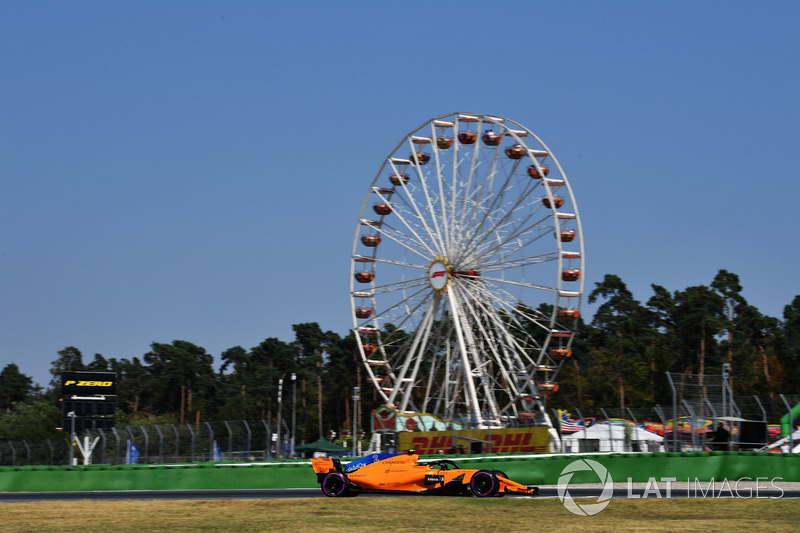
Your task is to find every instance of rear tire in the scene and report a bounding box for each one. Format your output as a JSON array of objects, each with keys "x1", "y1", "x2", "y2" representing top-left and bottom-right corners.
[{"x1": 321, "y1": 472, "x2": 349, "y2": 497}]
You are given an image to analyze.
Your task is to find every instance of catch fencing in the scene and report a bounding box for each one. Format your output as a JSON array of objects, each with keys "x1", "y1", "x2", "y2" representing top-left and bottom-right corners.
[
  {"x1": 550, "y1": 391, "x2": 800, "y2": 454},
  {"x1": 0, "y1": 419, "x2": 281, "y2": 467},
  {"x1": 2, "y1": 391, "x2": 799, "y2": 466}
]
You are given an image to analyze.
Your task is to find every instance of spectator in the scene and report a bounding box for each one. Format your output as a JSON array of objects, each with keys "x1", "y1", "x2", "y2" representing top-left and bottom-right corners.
[{"x1": 710, "y1": 423, "x2": 731, "y2": 450}]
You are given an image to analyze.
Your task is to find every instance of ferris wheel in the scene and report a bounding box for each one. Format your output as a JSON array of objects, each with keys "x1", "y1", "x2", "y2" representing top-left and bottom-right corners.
[{"x1": 350, "y1": 112, "x2": 584, "y2": 429}]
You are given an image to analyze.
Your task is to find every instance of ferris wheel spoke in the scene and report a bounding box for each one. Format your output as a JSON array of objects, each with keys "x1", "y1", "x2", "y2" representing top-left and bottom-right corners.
[
  {"x1": 478, "y1": 276, "x2": 558, "y2": 294},
  {"x1": 357, "y1": 255, "x2": 428, "y2": 270},
  {"x1": 449, "y1": 285, "x2": 503, "y2": 422},
  {"x1": 394, "y1": 142, "x2": 448, "y2": 256},
  {"x1": 467, "y1": 145, "x2": 542, "y2": 233},
  {"x1": 366, "y1": 273, "x2": 427, "y2": 293},
  {"x1": 427, "y1": 122, "x2": 456, "y2": 254},
  {"x1": 420, "y1": 315, "x2": 451, "y2": 414},
  {"x1": 450, "y1": 286, "x2": 525, "y2": 398},
  {"x1": 467, "y1": 207, "x2": 553, "y2": 263},
  {"x1": 467, "y1": 278, "x2": 555, "y2": 343},
  {"x1": 387, "y1": 295, "x2": 439, "y2": 410},
  {"x1": 457, "y1": 281, "x2": 541, "y2": 365},
  {"x1": 410, "y1": 137, "x2": 448, "y2": 254},
  {"x1": 455, "y1": 167, "x2": 545, "y2": 259},
  {"x1": 478, "y1": 252, "x2": 560, "y2": 274},
  {"x1": 375, "y1": 203, "x2": 438, "y2": 260},
  {"x1": 364, "y1": 284, "x2": 432, "y2": 329}
]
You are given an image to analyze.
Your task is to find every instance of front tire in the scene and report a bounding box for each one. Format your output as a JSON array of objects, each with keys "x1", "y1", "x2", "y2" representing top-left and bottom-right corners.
[
  {"x1": 491, "y1": 470, "x2": 508, "y2": 480},
  {"x1": 321, "y1": 472, "x2": 349, "y2": 497},
  {"x1": 470, "y1": 470, "x2": 499, "y2": 497}
]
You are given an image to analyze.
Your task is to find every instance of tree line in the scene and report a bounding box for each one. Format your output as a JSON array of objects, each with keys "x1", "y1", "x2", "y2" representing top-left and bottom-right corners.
[{"x1": 2, "y1": 269, "x2": 799, "y2": 442}]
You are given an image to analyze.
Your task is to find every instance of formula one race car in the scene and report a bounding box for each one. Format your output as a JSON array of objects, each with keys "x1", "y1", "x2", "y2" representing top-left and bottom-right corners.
[{"x1": 310, "y1": 452, "x2": 538, "y2": 497}]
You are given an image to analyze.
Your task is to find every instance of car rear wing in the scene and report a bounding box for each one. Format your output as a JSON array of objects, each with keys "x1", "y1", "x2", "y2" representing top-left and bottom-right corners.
[{"x1": 310, "y1": 457, "x2": 343, "y2": 475}]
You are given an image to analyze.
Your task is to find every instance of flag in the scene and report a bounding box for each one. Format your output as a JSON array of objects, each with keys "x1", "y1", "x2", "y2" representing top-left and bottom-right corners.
[
  {"x1": 126, "y1": 440, "x2": 140, "y2": 464},
  {"x1": 557, "y1": 410, "x2": 585, "y2": 433}
]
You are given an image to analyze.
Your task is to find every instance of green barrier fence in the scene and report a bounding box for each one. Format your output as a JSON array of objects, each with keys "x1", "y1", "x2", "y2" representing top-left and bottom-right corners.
[{"x1": 1, "y1": 452, "x2": 797, "y2": 492}]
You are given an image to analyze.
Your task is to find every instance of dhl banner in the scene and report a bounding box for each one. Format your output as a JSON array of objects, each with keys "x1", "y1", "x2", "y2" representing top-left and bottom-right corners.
[{"x1": 399, "y1": 427, "x2": 550, "y2": 455}]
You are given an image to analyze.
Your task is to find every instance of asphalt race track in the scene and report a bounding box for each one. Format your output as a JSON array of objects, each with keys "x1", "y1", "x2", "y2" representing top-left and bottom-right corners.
[{"x1": 1, "y1": 485, "x2": 797, "y2": 502}]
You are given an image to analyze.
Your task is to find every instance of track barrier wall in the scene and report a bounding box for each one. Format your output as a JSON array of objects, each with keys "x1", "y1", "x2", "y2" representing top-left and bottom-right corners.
[{"x1": 1, "y1": 452, "x2": 798, "y2": 492}]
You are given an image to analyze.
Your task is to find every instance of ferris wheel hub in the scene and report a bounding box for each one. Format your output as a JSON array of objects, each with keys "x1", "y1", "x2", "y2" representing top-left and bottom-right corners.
[{"x1": 428, "y1": 259, "x2": 450, "y2": 292}]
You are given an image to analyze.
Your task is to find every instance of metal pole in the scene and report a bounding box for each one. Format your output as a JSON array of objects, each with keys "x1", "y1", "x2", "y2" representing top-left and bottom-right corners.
[
  {"x1": 599, "y1": 408, "x2": 614, "y2": 451},
  {"x1": 46, "y1": 439, "x2": 54, "y2": 466},
  {"x1": 261, "y1": 420, "x2": 271, "y2": 459},
  {"x1": 69, "y1": 411, "x2": 76, "y2": 465},
  {"x1": 291, "y1": 373, "x2": 297, "y2": 458},
  {"x1": 276, "y1": 377, "x2": 283, "y2": 459},
  {"x1": 243, "y1": 420, "x2": 252, "y2": 460},
  {"x1": 575, "y1": 407, "x2": 587, "y2": 453},
  {"x1": 352, "y1": 387, "x2": 360, "y2": 457},
  {"x1": 654, "y1": 405, "x2": 668, "y2": 452},
  {"x1": 224, "y1": 421, "x2": 233, "y2": 456},
  {"x1": 140, "y1": 426, "x2": 149, "y2": 464},
  {"x1": 155, "y1": 425, "x2": 164, "y2": 464},
  {"x1": 97, "y1": 430, "x2": 106, "y2": 465},
  {"x1": 666, "y1": 372, "x2": 678, "y2": 452},
  {"x1": 721, "y1": 364, "x2": 730, "y2": 420},
  {"x1": 186, "y1": 423, "x2": 195, "y2": 462},
  {"x1": 780, "y1": 394, "x2": 794, "y2": 451},
  {"x1": 681, "y1": 400, "x2": 697, "y2": 451},
  {"x1": 204, "y1": 422, "x2": 214, "y2": 461},
  {"x1": 171, "y1": 424, "x2": 179, "y2": 462}
]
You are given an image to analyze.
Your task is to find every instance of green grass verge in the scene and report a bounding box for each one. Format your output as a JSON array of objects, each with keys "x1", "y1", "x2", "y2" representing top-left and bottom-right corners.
[{"x1": 2, "y1": 497, "x2": 798, "y2": 532}]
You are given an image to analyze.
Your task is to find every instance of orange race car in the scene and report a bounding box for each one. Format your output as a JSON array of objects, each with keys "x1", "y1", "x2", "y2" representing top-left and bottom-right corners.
[{"x1": 310, "y1": 451, "x2": 538, "y2": 497}]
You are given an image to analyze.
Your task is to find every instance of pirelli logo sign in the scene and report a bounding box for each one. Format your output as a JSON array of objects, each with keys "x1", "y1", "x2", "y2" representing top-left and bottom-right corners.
[{"x1": 61, "y1": 372, "x2": 117, "y2": 395}]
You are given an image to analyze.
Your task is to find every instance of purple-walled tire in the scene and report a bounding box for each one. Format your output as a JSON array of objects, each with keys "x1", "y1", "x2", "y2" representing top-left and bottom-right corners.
[
  {"x1": 321, "y1": 472, "x2": 349, "y2": 497},
  {"x1": 470, "y1": 471, "x2": 499, "y2": 497}
]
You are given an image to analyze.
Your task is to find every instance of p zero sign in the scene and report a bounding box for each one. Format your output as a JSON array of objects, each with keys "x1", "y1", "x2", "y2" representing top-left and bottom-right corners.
[{"x1": 61, "y1": 371, "x2": 117, "y2": 396}]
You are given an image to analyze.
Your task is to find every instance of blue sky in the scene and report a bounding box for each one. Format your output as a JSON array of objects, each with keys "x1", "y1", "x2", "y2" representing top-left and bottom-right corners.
[{"x1": 3, "y1": 1, "x2": 799, "y2": 388}]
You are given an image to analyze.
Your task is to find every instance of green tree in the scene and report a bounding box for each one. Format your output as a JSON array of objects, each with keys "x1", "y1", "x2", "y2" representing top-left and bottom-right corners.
[
  {"x1": 0, "y1": 399, "x2": 61, "y2": 440},
  {"x1": 779, "y1": 295, "x2": 800, "y2": 392},
  {"x1": 673, "y1": 285, "x2": 724, "y2": 382},
  {"x1": 0, "y1": 364, "x2": 34, "y2": 411},
  {"x1": 588, "y1": 274, "x2": 654, "y2": 409},
  {"x1": 292, "y1": 323, "x2": 344, "y2": 443},
  {"x1": 48, "y1": 346, "x2": 85, "y2": 390},
  {"x1": 646, "y1": 284, "x2": 680, "y2": 403},
  {"x1": 85, "y1": 353, "x2": 111, "y2": 372},
  {"x1": 729, "y1": 304, "x2": 782, "y2": 402},
  {"x1": 143, "y1": 340, "x2": 218, "y2": 422},
  {"x1": 711, "y1": 269, "x2": 746, "y2": 364},
  {"x1": 107, "y1": 356, "x2": 149, "y2": 415}
]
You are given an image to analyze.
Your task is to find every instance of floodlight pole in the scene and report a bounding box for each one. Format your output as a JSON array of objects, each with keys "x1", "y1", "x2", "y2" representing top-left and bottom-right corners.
[
  {"x1": 721, "y1": 363, "x2": 731, "y2": 421},
  {"x1": 352, "y1": 387, "x2": 360, "y2": 457},
  {"x1": 291, "y1": 373, "x2": 297, "y2": 458},
  {"x1": 276, "y1": 377, "x2": 283, "y2": 459},
  {"x1": 68, "y1": 411, "x2": 76, "y2": 466}
]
